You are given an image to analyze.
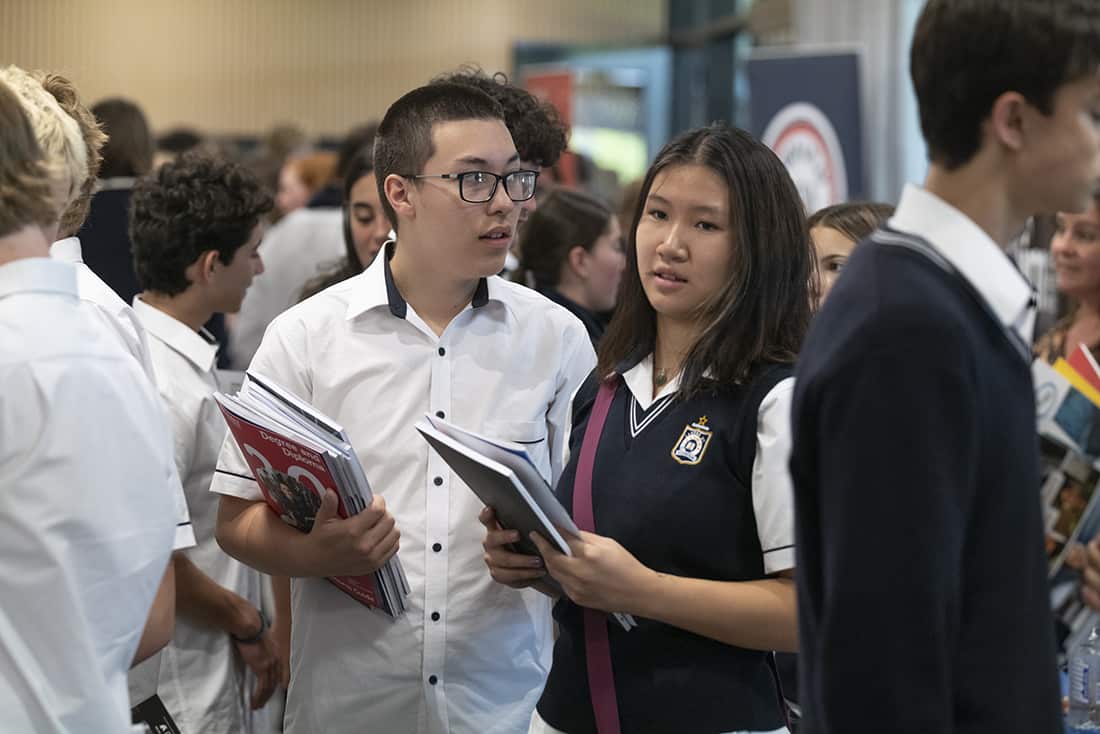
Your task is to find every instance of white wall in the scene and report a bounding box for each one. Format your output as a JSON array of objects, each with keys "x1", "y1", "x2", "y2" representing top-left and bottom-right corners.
[{"x1": 793, "y1": 0, "x2": 926, "y2": 203}]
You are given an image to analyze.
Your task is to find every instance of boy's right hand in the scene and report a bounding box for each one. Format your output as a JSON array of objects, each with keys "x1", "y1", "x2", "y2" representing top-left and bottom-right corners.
[
  {"x1": 479, "y1": 506, "x2": 547, "y2": 589},
  {"x1": 306, "y1": 491, "x2": 399, "y2": 576}
]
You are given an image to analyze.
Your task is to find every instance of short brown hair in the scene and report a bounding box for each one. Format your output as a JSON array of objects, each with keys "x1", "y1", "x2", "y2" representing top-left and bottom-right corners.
[
  {"x1": 911, "y1": 0, "x2": 1100, "y2": 169},
  {"x1": 374, "y1": 83, "x2": 504, "y2": 231},
  {"x1": 92, "y1": 98, "x2": 154, "y2": 179},
  {"x1": 0, "y1": 80, "x2": 56, "y2": 236},
  {"x1": 807, "y1": 201, "x2": 894, "y2": 245},
  {"x1": 432, "y1": 68, "x2": 568, "y2": 168},
  {"x1": 34, "y1": 72, "x2": 106, "y2": 236}
]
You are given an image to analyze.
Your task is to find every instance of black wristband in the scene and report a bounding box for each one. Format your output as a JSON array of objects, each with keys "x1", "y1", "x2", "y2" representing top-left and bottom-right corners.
[{"x1": 230, "y1": 608, "x2": 267, "y2": 644}]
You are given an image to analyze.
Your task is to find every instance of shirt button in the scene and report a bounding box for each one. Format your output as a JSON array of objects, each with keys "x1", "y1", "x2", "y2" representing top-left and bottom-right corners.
[
  {"x1": 433, "y1": 476, "x2": 443, "y2": 486},
  {"x1": 432, "y1": 542, "x2": 442, "y2": 553},
  {"x1": 428, "y1": 675, "x2": 439, "y2": 685},
  {"x1": 438, "y1": 347, "x2": 446, "y2": 357},
  {"x1": 435, "y1": 410, "x2": 445, "y2": 419},
  {"x1": 431, "y1": 611, "x2": 440, "y2": 622}
]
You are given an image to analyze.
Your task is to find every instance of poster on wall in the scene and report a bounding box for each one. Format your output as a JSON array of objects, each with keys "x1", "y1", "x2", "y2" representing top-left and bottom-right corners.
[{"x1": 747, "y1": 49, "x2": 865, "y2": 212}]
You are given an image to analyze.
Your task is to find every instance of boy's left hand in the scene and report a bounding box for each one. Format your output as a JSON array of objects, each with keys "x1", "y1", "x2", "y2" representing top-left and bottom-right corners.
[{"x1": 529, "y1": 530, "x2": 658, "y2": 615}]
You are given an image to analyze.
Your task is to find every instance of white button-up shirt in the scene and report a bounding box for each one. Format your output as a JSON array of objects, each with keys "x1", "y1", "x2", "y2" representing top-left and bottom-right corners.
[
  {"x1": 0, "y1": 258, "x2": 179, "y2": 733},
  {"x1": 133, "y1": 297, "x2": 268, "y2": 734},
  {"x1": 211, "y1": 246, "x2": 596, "y2": 733},
  {"x1": 888, "y1": 184, "x2": 1037, "y2": 344}
]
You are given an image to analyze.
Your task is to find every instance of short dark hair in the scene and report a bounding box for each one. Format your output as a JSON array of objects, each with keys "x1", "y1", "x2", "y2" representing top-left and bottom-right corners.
[
  {"x1": 130, "y1": 152, "x2": 272, "y2": 296},
  {"x1": 807, "y1": 201, "x2": 894, "y2": 245},
  {"x1": 432, "y1": 68, "x2": 568, "y2": 168},
  {"x1": 597, "y1": 124, "x2": 815, "y2": 397},
  {"x1": 516, "y1": 186, "x2": 612, "y2": 289},
  {"x1": 92, "y1": 98, "x2": 154, "y2": 178},
  {"x1": 373, "y1": 83, "x2": 504, "y2": 231},
  {"x1": 912, "y1": 0, "x2": 1100, "y2": 169}
]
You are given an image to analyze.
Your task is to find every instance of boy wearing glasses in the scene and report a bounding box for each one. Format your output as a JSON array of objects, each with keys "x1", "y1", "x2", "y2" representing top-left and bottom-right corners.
[{"x1": 212, "y1": 83, "x2": 595, "y2": 733}]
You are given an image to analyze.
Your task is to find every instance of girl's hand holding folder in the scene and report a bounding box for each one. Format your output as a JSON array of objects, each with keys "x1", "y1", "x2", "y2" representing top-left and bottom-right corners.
[
  {"x1": 479, "y1": 506, "x2": 548, "y2": 588},
  {"x1": 528, "y1": 530, "x2": 658, "y2": 616}
]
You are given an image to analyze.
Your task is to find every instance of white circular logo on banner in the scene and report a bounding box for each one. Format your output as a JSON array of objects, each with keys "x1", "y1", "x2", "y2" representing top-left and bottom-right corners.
[{"x1": 762, "y1": 102, "x2": 848, "y2": 213}]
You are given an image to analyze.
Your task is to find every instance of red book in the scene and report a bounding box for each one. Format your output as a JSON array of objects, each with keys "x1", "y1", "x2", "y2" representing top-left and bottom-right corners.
[
  {"x1": 217, "y1": 402, "x2": 384, "y2": 610},
  {"x1": 1068, "y1": 343, "x2": 1100, "y2": 394}
]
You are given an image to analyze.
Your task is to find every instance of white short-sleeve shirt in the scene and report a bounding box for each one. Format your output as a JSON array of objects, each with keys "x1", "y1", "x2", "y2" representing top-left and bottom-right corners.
[
  {"x1": 211, "y1": 246, "x2": 596, "y2": 734},
  {"x1": 0, "y1": 258, "x2": 178, "y2": 733},
  {"x1": 50, "y1": 237, "x2": 195, "y2": 550},
  {"x1": 133, "y1": 297, "x2": 268, "y2": 734}
]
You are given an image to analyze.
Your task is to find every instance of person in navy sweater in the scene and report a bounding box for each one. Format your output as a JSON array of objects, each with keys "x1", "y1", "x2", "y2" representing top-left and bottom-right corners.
[
  {"x1": 790, "y1": 2, "x2": 1100, "y2": 733},
  {"x1": 483, "y1": 124, "x2": 814, "y2": 734}
]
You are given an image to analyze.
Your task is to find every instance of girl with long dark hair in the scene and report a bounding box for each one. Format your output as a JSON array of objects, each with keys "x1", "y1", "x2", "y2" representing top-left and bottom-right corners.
[{"x1": 482, "y1": 124, "x2": 814, "y2": 734}]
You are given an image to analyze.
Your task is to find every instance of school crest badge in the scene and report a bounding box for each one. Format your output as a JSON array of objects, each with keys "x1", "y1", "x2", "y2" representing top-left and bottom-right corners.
[{"x1": 671, "y1": 416, "x2": 713, "y2": 466}]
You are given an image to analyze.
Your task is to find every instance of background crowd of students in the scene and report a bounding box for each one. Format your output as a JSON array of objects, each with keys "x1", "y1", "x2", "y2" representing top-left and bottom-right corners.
[{"x1": 5, "y1": 1, "x2": 1100, "y2": 733}]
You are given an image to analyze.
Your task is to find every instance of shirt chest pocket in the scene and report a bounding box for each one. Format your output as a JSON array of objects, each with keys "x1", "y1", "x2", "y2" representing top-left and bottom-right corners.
[{"x1": 483, "y1": 419, "x2": 551, "y2": 484}]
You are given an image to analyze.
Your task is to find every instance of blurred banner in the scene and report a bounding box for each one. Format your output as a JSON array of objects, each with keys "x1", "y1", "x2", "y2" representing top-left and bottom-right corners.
[{"x1": 748, "y1": 49, "x2": 865, "y2": 212}]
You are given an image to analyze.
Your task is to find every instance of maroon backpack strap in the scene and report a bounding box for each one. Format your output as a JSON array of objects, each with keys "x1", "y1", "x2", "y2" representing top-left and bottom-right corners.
[{"x1": 572, "y1": 377, "x2": 621, "y2": 734}]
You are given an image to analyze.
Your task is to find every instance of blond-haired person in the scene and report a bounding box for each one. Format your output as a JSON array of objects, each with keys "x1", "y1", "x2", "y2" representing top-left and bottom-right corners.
[
  {"x1": 0, "y1": 66, "x2": 198, "y2": 723},
  {"x1": 0, "y1": 77, "x2": 179, "y2": 734}
]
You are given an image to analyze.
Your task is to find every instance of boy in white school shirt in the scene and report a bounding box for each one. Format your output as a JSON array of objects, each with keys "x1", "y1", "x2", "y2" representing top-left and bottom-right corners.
[
  {"x1": 213, "y1": 83, "x2": 595, "y2": 734},
  {"x1": 0, "y1": 68, "x2": 197, "y2": 712},
  {"x1": 130, "y1": 152, "x2": 282, "y2": 733},
  {"x1": 0, "y1": 73, "x2": 179, "y2": 734}
]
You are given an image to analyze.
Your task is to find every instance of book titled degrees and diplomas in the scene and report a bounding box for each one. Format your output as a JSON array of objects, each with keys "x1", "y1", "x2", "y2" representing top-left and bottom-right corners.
[
  {"x1": 415, "y1": 413, "x2": 636, "y2": 631},
  {"x1": 214, "y1": 371, "x2": 409, "y2": 617}
]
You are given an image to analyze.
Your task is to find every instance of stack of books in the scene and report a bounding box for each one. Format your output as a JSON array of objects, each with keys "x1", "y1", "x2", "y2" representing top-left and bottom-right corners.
[
  {"x1": 215, "y1": 371, "x2": 409, "y2": 617},
  {"x1": 1034, "y1": 347, "x2": 1100, "y2": 656}
]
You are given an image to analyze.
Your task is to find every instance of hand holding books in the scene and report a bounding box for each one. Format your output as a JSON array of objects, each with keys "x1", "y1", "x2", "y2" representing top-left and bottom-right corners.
[
  {"x1": 527, "y1": 530, "x2": 660, "y2": 619},
  {"x1": 215, "y1": 370, "x2": 410, "y2": 616},
  {"x1": 303, "y1": 491, "x2": 400, "y2": 578}
]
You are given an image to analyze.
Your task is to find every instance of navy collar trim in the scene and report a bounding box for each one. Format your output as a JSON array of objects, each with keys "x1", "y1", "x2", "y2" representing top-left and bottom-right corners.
[{"x1": 382, "y1": 241, "x2": 490, "y2": 319}]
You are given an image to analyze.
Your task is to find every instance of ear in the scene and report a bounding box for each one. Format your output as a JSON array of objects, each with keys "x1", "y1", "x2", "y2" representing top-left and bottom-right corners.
[
  {"x1": 188, "y1": 250, "x2": 221, "y2": 286},
  {"x1": 384, "y1": 173, "x2": 415, "y2": 223},
  {"x1": 567, "y1": 245, "x2": 590, "y2": 279},
  {"x1": 988, "y1": 91, "x2": 1029, "y2": 153}
]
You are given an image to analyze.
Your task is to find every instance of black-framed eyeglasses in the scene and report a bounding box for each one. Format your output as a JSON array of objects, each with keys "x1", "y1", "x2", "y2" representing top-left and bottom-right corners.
[{"x1": 402, "y1": 169, "x2": 539, "y2": 203}]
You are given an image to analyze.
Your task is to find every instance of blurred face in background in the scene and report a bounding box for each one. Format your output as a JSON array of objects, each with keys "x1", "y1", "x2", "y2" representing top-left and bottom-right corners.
[
  {"x1": 276, "y1": 162, "x2": 310, "y2": 215},
  {"x1": 810, "y1": 225, "x2": 857, "y2": 302},
  {"x1": 576, "y1": 214, "x2": 626, "y2": 312},
  {"x1": 348, "y1": 170, "x2": 390, "y2": 268},
  {"x1": 1051, "y1": 199, "x2": 1100, "y2": 300}
]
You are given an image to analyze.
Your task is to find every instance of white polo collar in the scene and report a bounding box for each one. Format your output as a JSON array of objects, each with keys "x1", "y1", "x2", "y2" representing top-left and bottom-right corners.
[
  {"x1": 132, "y1": 295, "x2": 218, "y2": 373},
  {"x1": 888, "y1": 184, "x2": 1035, "y2": 341},
  {"x1": 0, "y1": 257, "x2": 77, "y2": 300},
  {"x1": 49, "y1": 236, "x2": 84, "y2": 264}
]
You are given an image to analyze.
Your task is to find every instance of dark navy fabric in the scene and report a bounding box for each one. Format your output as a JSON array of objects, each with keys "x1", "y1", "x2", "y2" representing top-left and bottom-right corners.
[
  {"x1": 790, "y1": 229, "x2": 1061, "y2": 734},
  {"x1": 538, "y1": 364, "x2": 791, "y2": 734}
]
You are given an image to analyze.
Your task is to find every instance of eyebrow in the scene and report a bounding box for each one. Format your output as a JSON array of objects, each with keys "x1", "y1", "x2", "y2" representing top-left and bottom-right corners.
[
  {"x1": 454, "y1": 153, "x2": 520, "y2": 168},
  {"x1": 646, "y1": 193, "x2": 724, "y2": 216}
]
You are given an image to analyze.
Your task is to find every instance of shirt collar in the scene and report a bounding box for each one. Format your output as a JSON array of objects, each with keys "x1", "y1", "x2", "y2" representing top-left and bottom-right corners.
[
  {"x1": 48, "y1": 236, "x2": 84, "y2": 264},
  {"x1": 346, "y1": 240, "x2": 492, "y2": 321},
  {"x1": 619, "y1": 353, "x2": 681, "y2": 411},
  {"x1": 132, "y1": 296, "x2": 219, "y2": 373},
  {"x1": 0, "y1": 257, "x2": 78, "y2": 300},
  {"x1": 888, "y1": 184, "x2": 1035, "y2": 339}
]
